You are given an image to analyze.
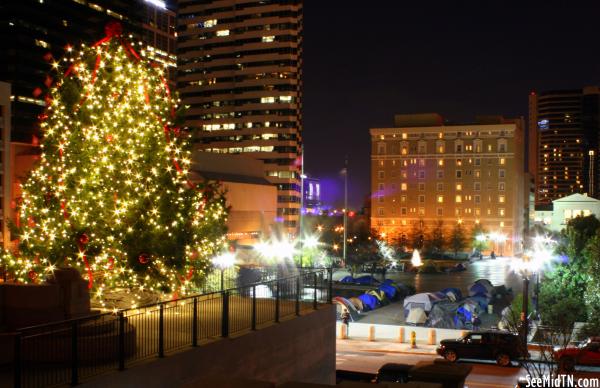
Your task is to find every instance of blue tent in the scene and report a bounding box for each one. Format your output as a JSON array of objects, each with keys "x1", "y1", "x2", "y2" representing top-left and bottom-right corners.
[
  {"x1": 378, "y1": 284, "x2": 397, "y2": 299},
  {"x1": 466, "y1": 295, "x2": 489, "y2": 310},
  {"x1": 358, "y1": 293, "x2": 378, "y2": 311},
  {"x1": 340, "y1": 276, "x2": 354, "y2": 283},
  {"x1": 355, "y1": 275, "x2": 379, "y2": 285},
  {"x1": 383, "y1": 279, "x2": 394, "y2": 285},
  {"x1": 441, "y1": 287, "x2": 463, "y2": 301},
  {"x1": 468, "y1": 282, "x2": 490, "y2": 299}
]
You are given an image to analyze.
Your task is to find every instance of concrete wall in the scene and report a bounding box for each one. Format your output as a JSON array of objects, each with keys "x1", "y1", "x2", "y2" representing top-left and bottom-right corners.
[
  {"x1": 337, "y1": 322, "x2": 465, "y2": 344},
  {"x1": 83, "y1": 305, "x2": 336, "y2": 388}
]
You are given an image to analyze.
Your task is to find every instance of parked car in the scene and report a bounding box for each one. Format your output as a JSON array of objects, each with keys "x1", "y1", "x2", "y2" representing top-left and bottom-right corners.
[
  {"x1": 374, "y1": 363, "x2": 412, "y2": 383},
  {"x1": 436, "y1": 331, "x2": 526, "y2": 366},
  {"x1": 554, "y1": 336, "x2": 600, "y2": 371}
]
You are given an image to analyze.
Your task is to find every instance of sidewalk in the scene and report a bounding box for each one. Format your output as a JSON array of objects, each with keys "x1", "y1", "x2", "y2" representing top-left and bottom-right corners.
[{"x1": 337, "y1": 338, "x2": 439, "y2": 356}]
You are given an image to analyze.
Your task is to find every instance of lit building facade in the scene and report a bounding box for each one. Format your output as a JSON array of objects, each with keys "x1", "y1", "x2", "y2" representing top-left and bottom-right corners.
[
  {"x1": 176, "y1": 0, "x2": 303, "y2": 235},
  {"x1": 530, "y1": 87, "x2": 600, "y2": 204},
  {"x1": 370, "y1": 114, "x2": 527, "y2": 256},
  {"x1": 534, "y1": 193, "x2": 600, "y2": 232}
]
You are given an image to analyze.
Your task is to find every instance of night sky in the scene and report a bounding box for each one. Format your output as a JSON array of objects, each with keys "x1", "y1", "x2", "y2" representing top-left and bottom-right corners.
[{"x1": 302, "y1": 2, "x2": 600, "y2": 210}]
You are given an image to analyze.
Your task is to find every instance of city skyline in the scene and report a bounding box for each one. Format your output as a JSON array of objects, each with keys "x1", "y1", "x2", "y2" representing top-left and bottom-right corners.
[{"x1": 303, "y1": 1, "x2": 600, "y2": 209}]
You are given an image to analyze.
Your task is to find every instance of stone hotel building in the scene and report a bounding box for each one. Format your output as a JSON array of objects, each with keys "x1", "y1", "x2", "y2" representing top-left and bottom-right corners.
[{"x1": 370, "y1": 114, "x2": 527, "y2": 256}]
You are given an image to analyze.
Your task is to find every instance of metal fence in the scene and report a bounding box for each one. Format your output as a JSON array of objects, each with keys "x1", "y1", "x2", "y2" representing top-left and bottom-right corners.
[{"x1": 7, "y1": 268, "x2": 332, "y2": 388}]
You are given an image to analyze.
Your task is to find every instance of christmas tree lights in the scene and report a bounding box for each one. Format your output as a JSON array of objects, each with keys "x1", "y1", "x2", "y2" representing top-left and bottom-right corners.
[{"x1": 1, "y1": 23, "x2": 229, "y2": 307}]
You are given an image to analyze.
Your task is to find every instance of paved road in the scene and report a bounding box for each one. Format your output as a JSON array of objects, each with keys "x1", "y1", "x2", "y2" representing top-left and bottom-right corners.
[{"x1": 337, "y1": 339, "x2": 600, "y2": 388}]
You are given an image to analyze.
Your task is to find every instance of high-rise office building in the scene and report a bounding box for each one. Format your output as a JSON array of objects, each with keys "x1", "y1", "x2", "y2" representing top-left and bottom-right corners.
[
  {"x1": 370, "y1": 113, "x2": 526, "y2": 256},
  {"x1": 176, "y1": 0, "x2": 303, "y2": 235},
  {"x1": 530, "y1": 87, "x2": 600, "y2": 204}
]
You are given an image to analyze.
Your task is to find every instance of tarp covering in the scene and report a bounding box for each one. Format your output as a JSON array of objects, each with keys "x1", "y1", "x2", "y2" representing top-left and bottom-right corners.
[
  {"x1": 367, "y1": 290, "x2": 390, "y2": 306},
  {"x1": 332, "y1": 270, "x2": 351, "y2": 281},
  {"x1": 469, "y1": 279, "x2": 494, "y2": 298},
  {"x1": 358, "y1": 293, "x2": 378, "y2": 311},
  {"x1": 406, "y1": 307, "x2": 427, "y2": 325},
  {"x1": 333, "y1": 296, "x2": 360, "y2": 322},
  {"x1": 427, "y1": 301, "x2": 460, "y2": 329},
  {"x1": 466, "y1": 295, "x2": 489, "y2": 310}
]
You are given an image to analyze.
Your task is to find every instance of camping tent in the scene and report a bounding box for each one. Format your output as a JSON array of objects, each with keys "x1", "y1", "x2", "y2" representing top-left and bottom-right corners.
[
  {"x1": 378, "y1": 283, "x2": 397, "y2": 300},
  {"x1": 469, "y1": 279, "x2": 494, "y2": 298},
  {"x1": 355, "y1": 275, "x2": 379, "y2": 285},
  {"x1": 427, "y1": 301, "x2": 460, "y2": 329},
  {"x1": 340, "y1": 276, "x2": 355, "y2": 283},
  {"x1": 358, "y1": 293, "x2": 378, "y2": 311},
  {"x1": 367, "y1": 290, "x2": 390, "y2": 306},
  {"x1": 348, "y1": 296, "x2": 364, "y2": 312},
  {"x1": 406, "y1": 307, "x2": 427, "y2": 325},
  {"x1": 403, "y1": 293, "x2": 440, "y2": 317},
  {"x1": 333, "y1": 296, "x2": 360, "y2": 322},
  {"x1": 332, "y1": 270, "x2": 352, "y2": 281},
  {"x1": 441, "y1": 287, "x2": 463, "y2": 302}
]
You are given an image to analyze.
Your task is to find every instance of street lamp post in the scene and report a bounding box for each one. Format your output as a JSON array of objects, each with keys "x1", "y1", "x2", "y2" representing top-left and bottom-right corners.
[{"x1": 342, "y1": 158, "x2": 348, "y2": 265}]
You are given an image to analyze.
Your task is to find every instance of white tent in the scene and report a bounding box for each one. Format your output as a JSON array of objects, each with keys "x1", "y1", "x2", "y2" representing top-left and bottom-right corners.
[
  {"x1": 403, "y1": 293, "x2": 438, "y2": 314},
  {"x1": 406, "y1": 307, "x2": 427, "y2": 325}
]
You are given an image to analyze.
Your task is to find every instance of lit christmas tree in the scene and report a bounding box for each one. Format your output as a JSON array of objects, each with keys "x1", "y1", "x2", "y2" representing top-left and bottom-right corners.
[{"x1": 1, "y1": 23, "x2": 229, "y2": 306}]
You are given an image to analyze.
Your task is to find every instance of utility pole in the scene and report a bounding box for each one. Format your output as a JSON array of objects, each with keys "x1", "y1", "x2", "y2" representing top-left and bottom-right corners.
[{"x1": 343, "y1": 157, "x2": 348, "y2": 264}]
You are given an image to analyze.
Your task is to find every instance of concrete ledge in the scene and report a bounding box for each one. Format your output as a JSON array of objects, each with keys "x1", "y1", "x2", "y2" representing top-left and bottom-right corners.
[{"x1": 82, "y1": 305, "x2": 336, "y2": 387}]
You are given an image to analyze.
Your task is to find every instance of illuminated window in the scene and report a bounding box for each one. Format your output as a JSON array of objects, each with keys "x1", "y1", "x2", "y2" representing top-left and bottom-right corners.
[
  {"x1": 456, "y1": 159, "x2": 462, "y2": 166},
  {"x1": 584, "y1": 209, "x2": 592, "y2": 217},
  {"x1": 499, "y1": 208, "x2": 505, "y2": 217},
  {"x1": 401, "y1": 195, "x2": 407, "y2": 202},
  {"x1": 418, "y1": 207, "x2": 425, "y2": 216},
  {"x1": 437, "y1": 195, "x2": 444, "y2": 203},
  {"x1": 401, "y1": 183, "x2": 407, "y2": 191},
  {"x1": 401, "y1": 147, "x2": 408, "y2": 155},
  {"x1": 499, "y1": 182, "x2": 505, "y2": 191},
  {"x1": 456, "y1": 195, "x2": 462, "y2": 203},
  {"x1": 500, "y1": 158, "x2": 505, "y2": 165},
  {"x1": 279, "y1": 96, "x2": 292, "y2": 103},
  {"x1": 436, "y1": 140, "x2": 445, "y2": 153},
  {"x1": 204, "y1": 19, "x2": 217, "y2": 28},
  {"x1": 438, "y1": 159, "x2": 444, "y2": 166},
  {"x1": 475, "y1": 170, "x2": 481, "y2": 178},
  {"x1": 261, "y1": 96, "x2": 275, "y2": 103},
  {"x1": 216, "y1": 29, "x2": 230, "y2": 36},
  {"x1": 401, "y1": 170, "x2": 407, "y2": 178},
  {"x1": 456, "y1": 183, "x2": 462, "y2": 191},
  {"x1": 262, "y1": 35, "x2": 275, "y2": 42},
  {"x1": 488, "y1": 144, "x2": 492, "y2": 152},
  {"x1": 402, "y1": 133, "x2": 408, "y2": 139},
  {"x1": 499, "y1": 195, "x2": 505, "y2": 203},
  {"x1": 564, "y1": 209, "x2": 572, "y2": 220},
  {"x1": 475, "y1": 208, "x2": 481, "y2": 216},
  {"x1": 35, "y1": 39, "x2": 49, "y2": 48},
  {"x1": 500, "y1": 221, "x2": 505, "y2": 227}
]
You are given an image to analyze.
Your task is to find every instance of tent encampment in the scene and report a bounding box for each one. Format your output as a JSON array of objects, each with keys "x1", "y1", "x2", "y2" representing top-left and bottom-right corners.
[
  {"x1": 469, "y1": 279, "x2": 494, "y2": 299},
  {"x1": 378, "y1": 284, "x2": 397, "y2": 300},
  {"x1": 406, "y1": 307, "x2": 427, "y2": 325}
]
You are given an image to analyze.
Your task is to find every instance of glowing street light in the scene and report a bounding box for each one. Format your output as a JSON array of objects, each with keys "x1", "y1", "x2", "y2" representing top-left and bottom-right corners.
[
  {"x1": 212, "y1": 251, "x2": 236, "y2": 291},
  {"x1": 411, "y1": 249, "x2": 422, "y2": 267}
]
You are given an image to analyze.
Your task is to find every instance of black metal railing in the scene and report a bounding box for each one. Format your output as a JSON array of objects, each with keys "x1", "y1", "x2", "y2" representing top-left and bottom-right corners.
[{"x1": 7, "y1": 268, "x2": 332, "y2": 388}]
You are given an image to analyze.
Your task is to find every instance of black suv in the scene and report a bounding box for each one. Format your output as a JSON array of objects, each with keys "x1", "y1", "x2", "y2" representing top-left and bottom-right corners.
[{"x1": 436, "y1": 331, "x2": 527, "y2": 366}]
